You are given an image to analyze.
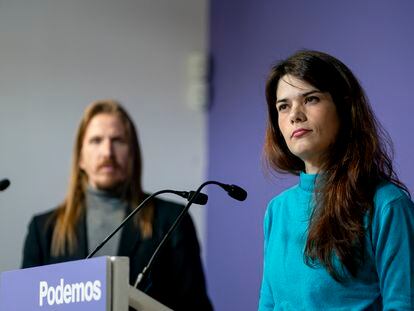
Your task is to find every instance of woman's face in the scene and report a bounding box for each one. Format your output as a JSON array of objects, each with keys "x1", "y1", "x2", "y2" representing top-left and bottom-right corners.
[{"x1": 276, "y1": 74, "x2": 340, "y2": 173}]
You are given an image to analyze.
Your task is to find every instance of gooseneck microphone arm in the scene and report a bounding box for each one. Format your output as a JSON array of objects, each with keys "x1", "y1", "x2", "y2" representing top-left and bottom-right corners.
[
  {"x1": 86, "y1": 189, "x2": 208, "y2": 259},
  {"x1": 134, "y1": 180, "x2": 247, "y2": 288}
]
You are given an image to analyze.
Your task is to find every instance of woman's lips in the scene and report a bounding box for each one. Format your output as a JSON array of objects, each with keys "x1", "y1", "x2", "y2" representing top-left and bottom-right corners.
[{"x1": 291, "y1": 129, "x2": 312, "y2": 138}]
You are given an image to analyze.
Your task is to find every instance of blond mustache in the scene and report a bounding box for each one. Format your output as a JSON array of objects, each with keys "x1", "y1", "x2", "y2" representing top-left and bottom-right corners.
[{"x1": 97, "y1": 161, "x2": 120, "y2": 170}]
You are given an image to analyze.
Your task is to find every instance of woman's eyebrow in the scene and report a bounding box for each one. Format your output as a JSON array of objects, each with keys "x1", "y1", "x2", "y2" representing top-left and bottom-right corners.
[{"x1": 276, "y1": 89, "x2": 320, "y2": 104}]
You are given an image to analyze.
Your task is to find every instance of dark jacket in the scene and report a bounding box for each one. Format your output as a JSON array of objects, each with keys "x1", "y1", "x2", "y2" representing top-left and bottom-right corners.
[{"x1": 22, "y1": 198, "x2": 213, "y2": 310}]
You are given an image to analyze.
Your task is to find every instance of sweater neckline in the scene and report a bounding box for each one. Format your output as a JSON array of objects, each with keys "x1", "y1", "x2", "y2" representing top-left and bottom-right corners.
[
  {"x1": 299, "y1": 172, "x2": 318, "y2": 193},
  {"x1": 86, "y1": 186, "x2": 123, "y2": 199}
]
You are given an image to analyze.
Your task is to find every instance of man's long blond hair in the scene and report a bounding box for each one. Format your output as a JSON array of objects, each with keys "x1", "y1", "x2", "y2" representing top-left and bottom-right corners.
[{"x1": 51, "y1": 100, "x2": 152, "y2": 256}]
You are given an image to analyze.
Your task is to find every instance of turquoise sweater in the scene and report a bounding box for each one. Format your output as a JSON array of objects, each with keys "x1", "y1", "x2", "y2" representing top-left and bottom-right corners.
[{"x1": 259, "y1": 173, "x2": 414, "y2": 310}]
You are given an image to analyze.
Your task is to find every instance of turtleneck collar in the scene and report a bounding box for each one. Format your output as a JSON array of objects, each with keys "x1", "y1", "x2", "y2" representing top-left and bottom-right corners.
[
  {"x1": 86, "y1": 185, "x2": 124, "y2": 199},
  {"x1": 299, "y1": 172, "x2": 318, "y2": 193}
]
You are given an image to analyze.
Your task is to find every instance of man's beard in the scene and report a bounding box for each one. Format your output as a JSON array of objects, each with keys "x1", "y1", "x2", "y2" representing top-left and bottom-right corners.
[{"x1": 94, "y1": 177, "x2": 128, "y2": 196}]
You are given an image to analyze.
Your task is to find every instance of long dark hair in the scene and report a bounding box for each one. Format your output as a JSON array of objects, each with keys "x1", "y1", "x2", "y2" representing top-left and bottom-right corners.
[{"x1": 264, "y1": 50, "x2": 407, "y2": 280}]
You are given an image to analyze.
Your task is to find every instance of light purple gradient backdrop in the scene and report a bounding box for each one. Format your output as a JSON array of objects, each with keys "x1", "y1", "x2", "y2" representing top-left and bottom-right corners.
[{"x1": 207, "y1": 1, "x2": 414, "y2": 310}]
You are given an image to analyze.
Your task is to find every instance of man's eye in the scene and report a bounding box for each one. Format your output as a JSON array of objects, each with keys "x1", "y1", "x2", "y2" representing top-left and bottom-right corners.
[
  {"x1": 112, "y1": 137, "x2": 126, "y2": 144},
  {"x1": 90, "y1": 137, "x2": 101, "y2": 144}
]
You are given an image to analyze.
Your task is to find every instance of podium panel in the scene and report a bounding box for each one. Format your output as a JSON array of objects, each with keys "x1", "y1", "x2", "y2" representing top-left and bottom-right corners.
[
  {"x1": 0, "y1": 256, "x2": 172, "y2": 311},
  {"x1": 0, "y1": 257, "x2": 111, "y2": 311}
]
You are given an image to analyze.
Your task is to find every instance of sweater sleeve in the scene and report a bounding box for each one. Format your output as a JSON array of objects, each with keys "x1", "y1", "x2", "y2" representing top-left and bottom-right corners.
[
  {"x1": 258, "y1": 206, "x2": 274, "y2": 311},
  {"x1": 371, "y1": 195, "x2": 414, "y2": 310}
]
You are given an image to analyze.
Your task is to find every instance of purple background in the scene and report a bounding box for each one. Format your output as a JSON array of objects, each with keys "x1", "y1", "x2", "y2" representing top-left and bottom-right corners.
[
  {"x1": 0, "y1": 257, "x2": 108, "y2": 311},
  {"x1": 206, "y1": 1, "x2": 414, "y2": 310}
]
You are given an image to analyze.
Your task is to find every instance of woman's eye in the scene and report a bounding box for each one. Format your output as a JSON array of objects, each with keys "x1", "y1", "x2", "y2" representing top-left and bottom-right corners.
[
  {"x1": 305, "y1": 96, "x2": 319, "y2": 104},
  {"x1": 277, "y1": 103, "x2": 288, "y2": 112}
]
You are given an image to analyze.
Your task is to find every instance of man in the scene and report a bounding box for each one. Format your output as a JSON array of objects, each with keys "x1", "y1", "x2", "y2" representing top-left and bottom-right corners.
[{"x1": 22, "y1": 100, "x2": 213, "y2": 310}]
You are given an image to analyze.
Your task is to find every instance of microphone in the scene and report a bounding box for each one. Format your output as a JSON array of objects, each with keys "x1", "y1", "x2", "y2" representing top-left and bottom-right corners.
[
  {"x1": 174, "y1": 190, "x2": 208, "y2": 205},
  {"x1": 134, "y1": 180, "x2": 247, "y2": 288},
  {"x1": 0, "y1": 179, "x2": 10, "y2": 191},
  {"x1": 213, "y1": 182, "x2": 247, "y2": 201},
  {"x1": 86, "y1": 189, "x2": 208, "y2": 259}
]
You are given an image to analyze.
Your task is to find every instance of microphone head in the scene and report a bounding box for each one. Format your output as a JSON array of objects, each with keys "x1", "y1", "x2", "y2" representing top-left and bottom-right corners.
[
  {"x1": 0, "y1": 179, "x2": 10, "y2": 191},
  {"x1": 226, "y1": 184, "x2": 247, "y2": 201},
  {"x1": 188, "y1": 191, "x2": 208, "y2": 205}
]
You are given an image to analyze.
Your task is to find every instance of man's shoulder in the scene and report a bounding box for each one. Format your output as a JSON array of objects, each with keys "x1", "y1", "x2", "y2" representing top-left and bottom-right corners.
[
  {"x1": 154, "y1": 197, "x2": 184, "y2": 210},
  {"x1": 152, "y1": 197, "x2": 193, "y2": 228},
  {"x1": 30, "y1": 207, "x2": 59, "y2": 226}
]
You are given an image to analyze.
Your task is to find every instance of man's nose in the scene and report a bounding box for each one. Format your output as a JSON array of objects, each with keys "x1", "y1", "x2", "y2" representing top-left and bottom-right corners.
[{"x1": 101, "y1": 139, "x2": 114, "y2": 157}]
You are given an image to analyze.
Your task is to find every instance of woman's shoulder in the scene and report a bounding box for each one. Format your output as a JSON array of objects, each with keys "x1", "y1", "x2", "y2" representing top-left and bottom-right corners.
[
  {"x1": 374, "y1": 181, "x2": 411, "y2": 208},
  {"x1": 268, "y1": 183, "x2": 301, "y2": 207},
  {"x1": 265, "y1": 184, "x2": 304, "y2": 223},
  {"x1": 372, "y1": 181, "x2": 414, "y2": 224}
]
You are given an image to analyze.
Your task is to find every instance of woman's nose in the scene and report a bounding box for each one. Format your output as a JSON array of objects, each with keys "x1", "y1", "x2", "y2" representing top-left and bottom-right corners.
[{"x1": 289, "y1": 104, "x2": 306, "y2": 124}]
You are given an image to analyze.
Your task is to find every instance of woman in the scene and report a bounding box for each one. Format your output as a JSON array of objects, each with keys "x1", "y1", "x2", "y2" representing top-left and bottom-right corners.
[{"x1": 259, "y1": 50, "x2": 414, "y2": 310}]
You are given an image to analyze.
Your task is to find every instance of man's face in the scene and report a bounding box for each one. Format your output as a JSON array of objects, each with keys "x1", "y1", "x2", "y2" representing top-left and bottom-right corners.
[{"x1": 79, "y1": 113, "x2": 130, "y2": 190}]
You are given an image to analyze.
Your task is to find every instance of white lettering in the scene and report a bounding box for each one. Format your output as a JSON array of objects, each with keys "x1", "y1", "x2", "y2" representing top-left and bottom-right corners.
[
  {"x1": 55, "y1": 278, "x2": 64, "y2": 305},
  {"x1": 93, "y1": 280, "x2": 102, "y2": 301},
  {"x1": 63, "y1": 284, "x2": 71, "y2": 304},
  {"x1": 46, "y1": 285, "x2": 55, "y2": 306},
  {"x1": 84, "y1": 281, "x2": 93, "y2": 302},
  {"x1": 38, "y1": 279, "x2": 102, "y2": 307},
  {"x1": 39, "y1": 281, "x2": 48, "y2": 306},
  {"x1": 71, "y1": 282, "x2": 85, "y2": 302}
]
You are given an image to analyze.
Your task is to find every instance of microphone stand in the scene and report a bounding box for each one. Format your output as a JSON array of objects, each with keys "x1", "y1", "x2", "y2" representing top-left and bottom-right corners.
[{"x1": 134, "y1": 180, "x2": 246, "y2": 288}]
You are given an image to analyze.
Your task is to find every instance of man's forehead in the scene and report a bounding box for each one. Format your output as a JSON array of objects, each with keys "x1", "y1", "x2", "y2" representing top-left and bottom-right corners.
[{"x1": 84, "y1": 113, "x2": 128, "y2": 137}]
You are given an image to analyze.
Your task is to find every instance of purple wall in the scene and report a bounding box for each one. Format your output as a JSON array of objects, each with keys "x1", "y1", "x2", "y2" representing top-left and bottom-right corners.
[{"x1": 207, "y1": 1, "x2": 414, "y2": 310}]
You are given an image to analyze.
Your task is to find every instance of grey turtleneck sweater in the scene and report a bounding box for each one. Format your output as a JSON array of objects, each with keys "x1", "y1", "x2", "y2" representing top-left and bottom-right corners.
[{"x1": 85, "y1": 187, "x2": 127, "y2": 257}]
